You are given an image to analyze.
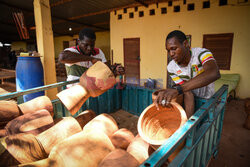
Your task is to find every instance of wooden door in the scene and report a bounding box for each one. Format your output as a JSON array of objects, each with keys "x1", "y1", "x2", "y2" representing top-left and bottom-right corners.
[{"x1": 123, "y1": 38, "x2": 140, "y2": 85}]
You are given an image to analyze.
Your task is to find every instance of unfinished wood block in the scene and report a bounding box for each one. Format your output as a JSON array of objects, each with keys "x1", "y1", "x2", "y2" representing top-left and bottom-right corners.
[
  {"x1": 5, "y1": 109, "x2": 54, "y2": 136},
  {"x1": 75, "y1": 109, "x2": 96, "y2": 129},
  {"x1": 18, "y1": 96, "x2": 53, "y2": 116},
  {"x1": 48, "y1": 131, "x2": 115, "y2": 167},
  {"x1": 127, "y1": 134, "x2": 154, "y2": 164},
  {"x1": 98, "y1": 149, "x2": 139, "y2": 167},
  {"x1": 83, "y1": 113, "x2": 118, "y2": 138},
  {"x1": 57, "y1": 61, "x2": 116, "y2": 115},
  {"x1": 110, "y1": 128, "x2": 135, "y2": 150},
  {"x1": 0, "y1": 133, "x2": 47, "y2": 166},
  {"x1": 0, "y1": 100, "x2": 20, "y2": 125},
  {"x1": 36, "y1": 117, "x2": 82, "y2": 154},
  {"x1": 0, "y1": 129, "x2": 6, "y2": 137}
]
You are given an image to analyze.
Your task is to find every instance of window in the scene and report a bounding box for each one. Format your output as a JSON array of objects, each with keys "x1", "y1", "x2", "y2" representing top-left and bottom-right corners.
[
  {"x1": 219, "y1": 0, "x2": 227, "y2": 6},
  {"x1": 168, "y1": 1, "x2": 173, "y2": 6},
  {"x1": 161, "y1": 7, "x2": 167, "y2": 14},
  {"x1": 149, "y1": 9, "x2": 155, "y2": 15},
  {"x1": 129, "y1": 12, "x2": 134, "y2": 18},
  {"x1": 139, "y1": 11, "x2": 144, "y2": 17},
  {"x1": 203, "y1": 1, "x2": 210, "y2": 8},
  {"x1": 174, "y1": 6, "x2": 180, "y2": 12},
  {"x1": 118, "y1": 14, "x2": 122, "y2": 20},
  {"x1": 203, "y1": 33, "x2": 234, "y2": 70},
  {"x1": 187, "y1": 3, "x2": 195, "y2": 11}
]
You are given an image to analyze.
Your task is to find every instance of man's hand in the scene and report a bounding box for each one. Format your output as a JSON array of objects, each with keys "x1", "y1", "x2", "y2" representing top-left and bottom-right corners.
[
  {"x1": 110, "y1": 64, "x2": 125, "y2": 76},
  {"x1": 114, "y1": 64, "x2": 125, "y2": 76},
  {"x1": 154, "y1": 88, "x2": 179, "y2": 109},
  {"x1": 91, "y1": 58, "x2": 101, "y2": 64}
]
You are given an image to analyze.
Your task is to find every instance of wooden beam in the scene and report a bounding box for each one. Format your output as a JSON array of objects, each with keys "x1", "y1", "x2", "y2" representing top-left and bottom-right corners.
[
  {"x1": 56, "y1": 0, "x2": 172, "y2": 23},
  {"x1": 33, "y1": 0, "x2": 58, "y2": 99},
  {"x1": 0, "y1": 1, "x2": 107, "y2": 31},
  {"x1": 50, "y1": 0, "x2": 72, "y2": 8},
  {"x1": 67, "y1": 3, "x2": 139, "y2": 21},
  {"x1": 135, "y1": 0, "x2": 149, "y2": 7},
  {"x1": 0, "y1": 20, "x2": 16, "y2": 27},
  {"x1": 94, "y1": 21, "x2": 109, "y2": 26}
]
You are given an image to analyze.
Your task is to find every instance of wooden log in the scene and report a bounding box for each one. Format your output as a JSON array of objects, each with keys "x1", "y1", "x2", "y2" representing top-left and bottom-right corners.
[
  {"x1": 57, "y1": 61, "x2": 116, "y2": 115},
  {"x1": 18, "y1": 159, "x2": 54, "y2": 167},
  {"x1": 79, "y1": 61, "x2": 116, "y2": 97},
  {"x1": 48, "y1": 131, "x2": 115, "y2": 167},
  {"x1": 56, "y1": 84, "x2": 90, "y2": 115},
  {"x1": 75, "y1": 109, "x2": 96, "y2": 129},
  {"x1": 0, "y1": 133, "x2": 47, "y2": 166},
  {"x1": 18, "y1": 96, "x2": 53, "y2": 116},
  {"x1": 0, "y1": 129, "x2": 7, "y2": 137},
  {"x1": 127, "y1": 135, "x2": 154, "y2": 164},
  {"x1": 110, "y1": 128, "x2": 135, "y2": 150},
  {"x1": 0, "y1": 120, "x2": 9, "y2": 129},
  {"x1": 5, "y1": 109, "x2": 54, "y2": 136},
  {"x1": 0, "y1": 100, "x2": 20, "y2": 125},
  {"x1": 83, "y1": 113, "x2": 118, "y2": 138},
  {"x1": 36, "y1": 117, "x2": 82, "y2": 155},
  {"x1": 98, "y1": 149, "x2": 139, "y2": 167}
]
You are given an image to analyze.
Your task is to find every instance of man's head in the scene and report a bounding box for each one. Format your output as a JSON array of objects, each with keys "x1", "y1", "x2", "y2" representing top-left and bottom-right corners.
[
  {"x1": 78, "y1": 28, "x2": 96, "y2": 55},
  {"x1": 165, "y1": 30, "x2": 190, "y2": 66}
]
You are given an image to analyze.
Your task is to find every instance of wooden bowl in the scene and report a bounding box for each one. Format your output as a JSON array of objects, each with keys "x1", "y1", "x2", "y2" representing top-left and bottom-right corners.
[{"x1": 137, "y1": 102, "x2": 187, "y2": 146}]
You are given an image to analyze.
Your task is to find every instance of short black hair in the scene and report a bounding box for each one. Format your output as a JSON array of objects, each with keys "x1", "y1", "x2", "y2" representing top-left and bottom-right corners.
[
  {"x1": 166, "y1": 30, "x2": 187, "y2": 43},
  {"x1": 79, "y1": 28, "x2": 96, "y2": 40}
]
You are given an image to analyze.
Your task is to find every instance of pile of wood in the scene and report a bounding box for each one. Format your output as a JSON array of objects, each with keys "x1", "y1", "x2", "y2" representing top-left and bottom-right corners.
[{"x1": 0, "y1": 95, "x2": 156, "y2": 167}]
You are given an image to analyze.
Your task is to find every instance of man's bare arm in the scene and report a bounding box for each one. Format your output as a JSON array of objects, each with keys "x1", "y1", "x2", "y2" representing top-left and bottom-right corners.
[
  {"x1": 155, "y1": 60, "x2": 220, "y2": 106},
  {"x1": 181, "y1": 60, "x2": 221, "y2": 92},
  {"x1": 58, "y1": 51, "x2": 100, "y2": 64}
]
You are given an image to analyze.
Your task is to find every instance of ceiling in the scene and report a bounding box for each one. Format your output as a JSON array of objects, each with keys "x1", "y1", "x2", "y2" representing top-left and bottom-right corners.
[{"x1": 0, "y1": 0, "x2": 172, "y2": 44}]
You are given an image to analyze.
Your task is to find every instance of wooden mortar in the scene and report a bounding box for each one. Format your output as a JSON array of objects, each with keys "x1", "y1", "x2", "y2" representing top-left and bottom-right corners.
[
  {"x1": 48, "y1": 131, "x2": 115, "y2": 167},
  {"x1": 75, "y1": 109, "x2": 96, "y2": 129},
  {"x1": 110, "y1": 128, "x2": 135, "y2": 150},
  {"x1": 0, "y1": 100, "x2": 20, "y2": 126},
  {"x1": 5, "y1": 109, "x2": 54, "y2": 136},
  {"x1": 98, "y1": 149, "x2": 139, "y2": 167},
  {"x1": 36, "y1": 116, "x2": 82, "y2": 155},
  {"x1": 127, "y1": 134, "x2": 154, "y2": 164},
  {"x1": 83, "y1": 113, "x2": 118, "y2": 138},
  {"x1": 57, "y1": 61, "x2": 116, "y2": 115},
  {"x1": 18, "y1": 96, "x2": 54, "y2": 116},
  {"x1": 0, "y1": 133, "x2": 47, "y2": 166}
]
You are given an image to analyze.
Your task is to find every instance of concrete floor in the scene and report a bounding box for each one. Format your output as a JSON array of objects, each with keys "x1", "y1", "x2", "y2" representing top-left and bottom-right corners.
[{"x1": 209, "y1": 99, "x2": 250, "y2": 167}]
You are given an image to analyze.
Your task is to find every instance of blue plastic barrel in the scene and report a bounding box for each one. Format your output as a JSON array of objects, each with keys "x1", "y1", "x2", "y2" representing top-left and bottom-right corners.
[{"x1": 16, "y1": 56, "x2": 45, "y2": 102}]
